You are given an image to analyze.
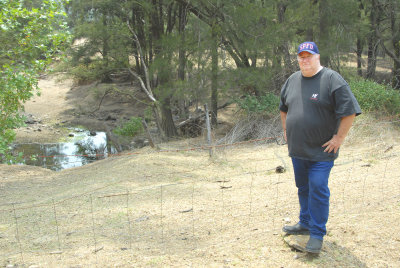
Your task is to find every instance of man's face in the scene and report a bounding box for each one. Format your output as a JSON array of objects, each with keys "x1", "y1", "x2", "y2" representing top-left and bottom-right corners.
[{"x1": 297, "y1": 51, "x2": 320, "y2": 77}]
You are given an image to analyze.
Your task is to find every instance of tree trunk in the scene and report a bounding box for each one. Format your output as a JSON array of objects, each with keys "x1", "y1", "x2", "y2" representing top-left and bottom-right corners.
[
  {"x1": 318, "y1": 0, "x2": 330, "y2": 66},
  {"x1": 305, "y1": 0, "x2": 316, "y2": 41},
  {"x1": 211, "y1": 22, "x2": 219, "y2": 126},
  {"x1": 356, "y1": 38, "x2": 363, "y2": 77},
  {"x1": 277, "y1": 1, "x2": 293, "y2": 77},
  {"x1": 366, "y1": 0, "x2": 379, "y2": 79},
  {"x1": 161, "y1": 97, "x2": 178, "y2": 137},
  {"x1": 178, "y1": 3, "x2": 187, "y2": 81},
  {"x1": 392, "y1": 41, "x2": 400, "y2": 89},
  {"x1": 389, "y1": 1, "x2": 400, "y2": 89},
  {"x1": 178, "y1": 2, "x2": 189, "y2": 117},
  {"x1": 356, "y1": 0, "x2": 364, "y2": 77},
  {"x1": 149, "y1": 0, "x2": 178, "y2": 137}
]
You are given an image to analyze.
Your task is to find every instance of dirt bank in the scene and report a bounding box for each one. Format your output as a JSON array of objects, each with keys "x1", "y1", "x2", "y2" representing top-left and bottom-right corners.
[{"x1": 15, "y1": 75, "x2": 146, "y2": 143}]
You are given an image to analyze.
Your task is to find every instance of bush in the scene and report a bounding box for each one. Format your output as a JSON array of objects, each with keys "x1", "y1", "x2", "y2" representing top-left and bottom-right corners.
[
  {"x1": 113, "y1": 117, "x2": 143, "y2": 137},
  {"x1": 235, "y1": 93, "x2": 280, "y2": 116},
  {"x1": 349, "y1": 79, "x2": 400, "y2": 115}
]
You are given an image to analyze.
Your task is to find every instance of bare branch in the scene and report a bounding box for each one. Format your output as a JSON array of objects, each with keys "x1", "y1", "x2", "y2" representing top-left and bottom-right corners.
[
  {"x1": 127, "y1": 68, "x2": 156, "y2": 102},
  {"x1": 126, "y1": 20, "x2": 155, "y2": 101}
]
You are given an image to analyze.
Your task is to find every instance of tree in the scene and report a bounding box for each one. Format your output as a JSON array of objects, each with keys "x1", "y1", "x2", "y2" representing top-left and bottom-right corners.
[
  {"x1": 67, "y1": 0, "x2": 130, "y2": 83},
  {"x1": 375, "y1": 0, "x2": 400, "y2": 89},
  {"x1": 0, "y1": 0, "x2": 70, "y2": 162},
  {"x1": 366, "y1": 0, "x2": 381, "y2": 79}
]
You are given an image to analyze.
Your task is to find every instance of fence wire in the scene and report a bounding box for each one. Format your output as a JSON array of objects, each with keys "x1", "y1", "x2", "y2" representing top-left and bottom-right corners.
[{"x1": 0, "y1": 139, "x2": 399, "y2": 267}]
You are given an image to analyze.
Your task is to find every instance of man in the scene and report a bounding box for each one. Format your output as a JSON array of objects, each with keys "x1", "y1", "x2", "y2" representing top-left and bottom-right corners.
[{"x1": 279, "y1": 41, "x2": 361, "y2": 254}]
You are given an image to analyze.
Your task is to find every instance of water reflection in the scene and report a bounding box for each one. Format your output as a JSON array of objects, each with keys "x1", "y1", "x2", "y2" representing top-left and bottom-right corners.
[{"x1": 13, "y1": 131, "x2": 117, "y2": 171}]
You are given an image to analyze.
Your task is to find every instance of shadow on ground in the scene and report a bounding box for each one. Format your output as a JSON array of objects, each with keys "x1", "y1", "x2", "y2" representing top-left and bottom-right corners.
[{"x1": 284, "y1": 235, "x2": 367, "y2": 267}]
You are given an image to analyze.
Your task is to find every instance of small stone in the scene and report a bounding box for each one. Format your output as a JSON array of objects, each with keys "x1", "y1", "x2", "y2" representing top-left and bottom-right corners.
[
  {"x1": 275, "y1": 165, "x2": 286, "y2": 173},
  {"x1": 69, "y1": 133, "x2": 74, "y2": 137},
  {"x1": 135, "y1": 216, "x2": 149, "y2": 222},
  {"x1": 284, "y1": 217, "x2": 291, "y2": 223}
]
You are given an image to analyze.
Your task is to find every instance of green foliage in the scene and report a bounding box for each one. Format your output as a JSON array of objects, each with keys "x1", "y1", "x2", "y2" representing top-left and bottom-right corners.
[
  {"x1": 143, "y1": 106, "x2": 154, "y2": 122},
  {"x1": 227, "y1": 67, "x2": 275, "y2": 94},
  {"x1": 113, "y1": 117, "x2": 144, "y2": 137},
  {"x1": 65, "y1": 0, "x2": 132, "y2": 84},
  {"x1": 0, "y1": 0, "x2": 70, "y2": 162},
  {"x1": 68, "y1": 59, "x2": 122, "y2": 84},
  {"x1": 236, "y1": 93, "x2": 280, "y2": 116},
  {"x1": 349, "y1": 79, "x2": 400, "y2": 115}
]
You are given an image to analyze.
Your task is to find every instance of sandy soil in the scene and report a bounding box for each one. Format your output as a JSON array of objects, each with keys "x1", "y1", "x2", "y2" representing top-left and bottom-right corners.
[
  {"x1": 2, "y1": 76, "x2": 400, "y2": 267},
  {"x1": 15, "y1": 76, "x2": 74, "y2": 143}
]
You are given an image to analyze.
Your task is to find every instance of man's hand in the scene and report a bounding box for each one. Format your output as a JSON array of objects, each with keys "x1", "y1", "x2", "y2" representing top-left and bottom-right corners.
[
  {"x1": 322, "y1": 134, "x2": 344, "y2": 154},
  {"x1": 322, "y1": 114, "x2": 356, "y2": 154}
]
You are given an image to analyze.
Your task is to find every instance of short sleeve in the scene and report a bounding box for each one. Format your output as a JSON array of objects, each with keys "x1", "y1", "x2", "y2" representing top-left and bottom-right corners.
[
  {"x1": 279, "y1": 80, "x2": 289, "y2": 112},
  {"x1": 333, "y1": 84, "x2": 362, "y2": 119}
]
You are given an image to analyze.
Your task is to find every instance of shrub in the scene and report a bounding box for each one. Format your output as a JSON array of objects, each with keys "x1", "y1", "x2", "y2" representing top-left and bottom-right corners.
[
  {"x1": 235, "y1": 93, "x2": 280, "y2": 116},
  {"x1": 113, "y1": 117, "x2": 143, "y2": 137},
  {"x1": 349, "y1": 79, "x2": 400, "y2": 115}
]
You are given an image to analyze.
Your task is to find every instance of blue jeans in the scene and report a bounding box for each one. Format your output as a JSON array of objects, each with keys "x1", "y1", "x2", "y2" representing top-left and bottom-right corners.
[{"x1": 291, "y1": 157, "x2": 334, "y2": 240}]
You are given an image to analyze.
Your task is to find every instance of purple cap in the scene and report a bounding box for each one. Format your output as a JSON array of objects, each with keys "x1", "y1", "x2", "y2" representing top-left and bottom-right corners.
[{"x1": 297, "y1": 41, "x2": 319, "y2": 55}]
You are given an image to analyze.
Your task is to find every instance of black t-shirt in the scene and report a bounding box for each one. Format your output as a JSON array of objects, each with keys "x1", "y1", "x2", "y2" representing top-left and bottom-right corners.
[{"x1": 279, "y1": 67, "x2": 361, "y2": 161}]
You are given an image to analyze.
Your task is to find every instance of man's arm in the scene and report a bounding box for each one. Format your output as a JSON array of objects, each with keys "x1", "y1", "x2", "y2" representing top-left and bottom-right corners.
[
  {"x1": 322, "y1": 114, "x2": 356, "y2": 153},
  {"x1": 280, "y1": 111, "x2": 287, "y2": 142}
]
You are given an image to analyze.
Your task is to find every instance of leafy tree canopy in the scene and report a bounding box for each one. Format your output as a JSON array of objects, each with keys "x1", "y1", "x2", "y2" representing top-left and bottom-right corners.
[{"x1": 0, "y1": 0, "x2": 70, "y2": 162}]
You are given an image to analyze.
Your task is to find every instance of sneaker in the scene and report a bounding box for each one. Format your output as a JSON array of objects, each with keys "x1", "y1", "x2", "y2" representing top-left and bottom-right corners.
[
  {"x1": 305, "y1": 237, "x2": 323, "y2": 254},
  {"x1": 282, "y1": 223, "x2": 309, "y2": 235}
]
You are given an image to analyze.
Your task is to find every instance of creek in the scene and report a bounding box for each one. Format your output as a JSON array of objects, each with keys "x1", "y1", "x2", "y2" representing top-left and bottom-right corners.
[{"x1": 12, "y1": 128, "x2": 117, "y2": 171}]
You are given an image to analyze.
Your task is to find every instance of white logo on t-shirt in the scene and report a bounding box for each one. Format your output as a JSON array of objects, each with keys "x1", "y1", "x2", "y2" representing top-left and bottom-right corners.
[{"x1": 310, "y1": 94, "x2": 318, "y2": 100}]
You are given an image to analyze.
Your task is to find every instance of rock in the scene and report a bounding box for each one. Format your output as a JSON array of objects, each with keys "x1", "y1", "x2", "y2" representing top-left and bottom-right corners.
[
  {"x1": 89, "y1": 131, "x2": 97, "y2": 136},
  {"x1": 135, "y1": 216, "x2": 149, "y2": 222},
  {"x1": 68, "y1": 133, "x2": 75, "y2": 137},
  {"x1": 284, "y1": 217, "x2": 291, "y2": 223},
  {"x1": 132, "y1": 137, "x2": 147, "y2": 148},
  {"x1": 105, "y1": 115, "x2": 116, "y2": 121},
  {"x1": 275, "y1": 165, "x2": 286, "y2": 173}
]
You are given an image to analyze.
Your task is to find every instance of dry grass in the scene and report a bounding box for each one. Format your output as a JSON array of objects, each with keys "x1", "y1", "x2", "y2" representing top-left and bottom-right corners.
[{"x1": 1, "y1": 116, "x2": 400, "y2": 267}]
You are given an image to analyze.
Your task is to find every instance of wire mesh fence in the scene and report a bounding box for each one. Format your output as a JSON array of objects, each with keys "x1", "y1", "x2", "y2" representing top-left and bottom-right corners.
[{"x1": 0, "y1": 139, "x2": 399, "y2": 267}]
